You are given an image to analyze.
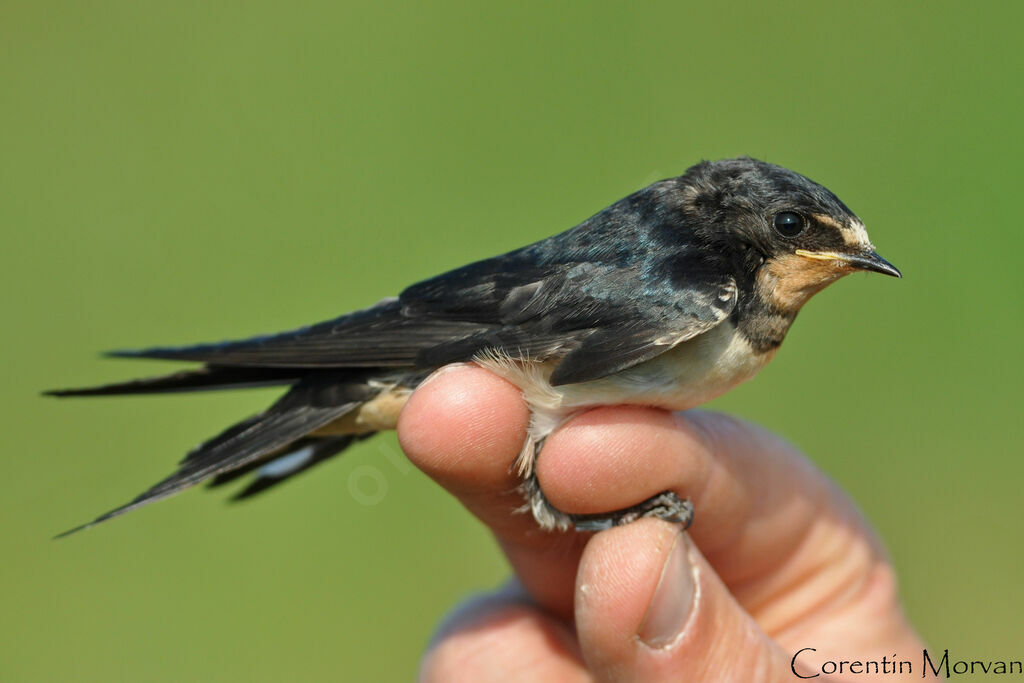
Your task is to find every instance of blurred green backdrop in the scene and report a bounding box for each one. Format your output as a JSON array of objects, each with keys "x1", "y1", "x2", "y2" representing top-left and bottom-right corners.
[{"x1": 3, "y1": 1, "x2": 1022, "y2": 680}]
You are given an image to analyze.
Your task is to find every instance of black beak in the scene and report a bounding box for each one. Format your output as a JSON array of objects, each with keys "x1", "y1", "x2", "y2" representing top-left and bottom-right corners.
[{"x1": 844, "y1": 251, "x2": 902, "y2": 278}]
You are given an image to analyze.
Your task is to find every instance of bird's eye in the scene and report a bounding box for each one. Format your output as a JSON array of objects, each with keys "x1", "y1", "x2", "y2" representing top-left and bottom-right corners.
[{"x1": 772, "y1": 211, "x2": 806, "y2": 238}]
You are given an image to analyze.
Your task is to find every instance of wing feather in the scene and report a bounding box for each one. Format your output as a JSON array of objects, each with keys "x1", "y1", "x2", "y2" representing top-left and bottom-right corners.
[
  {"x1": 55, "y1": 375, "x2": 369, "y2": 537},
  {"x1": 98, "y1": 246, "x2": 738, "y2": 385}
]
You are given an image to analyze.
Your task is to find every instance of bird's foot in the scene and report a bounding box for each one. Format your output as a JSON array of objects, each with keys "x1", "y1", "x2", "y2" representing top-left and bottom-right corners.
[
  {"x1": 519, "y1": 473, "x2": 693, "y2": 533},
  {"x1": 570, "y1": 491, "x2": 693, "y2": 532}
]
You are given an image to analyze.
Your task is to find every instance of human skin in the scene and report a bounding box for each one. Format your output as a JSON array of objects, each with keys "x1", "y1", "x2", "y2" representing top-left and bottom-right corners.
[{"x1": 397, "y1": 364, "x2": 929, "y2": 682}]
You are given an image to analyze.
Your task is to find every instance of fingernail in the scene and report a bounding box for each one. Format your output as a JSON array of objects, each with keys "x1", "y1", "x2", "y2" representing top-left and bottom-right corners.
[
  {"x1": 638, "y1": 531, "x2": 696, "y2": 649},
  {"x1": 417, "y1": 362, "x2": 471, "y2": 389}
]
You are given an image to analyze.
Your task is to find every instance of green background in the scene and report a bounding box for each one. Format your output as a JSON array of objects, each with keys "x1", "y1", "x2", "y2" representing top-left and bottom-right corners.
[{"x1": 3, "y1": 1, "x2": 1022, "y2": 680}]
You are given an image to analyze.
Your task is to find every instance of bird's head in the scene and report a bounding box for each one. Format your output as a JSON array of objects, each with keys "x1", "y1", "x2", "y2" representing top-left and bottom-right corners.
[{"x1": 678, "y1": 157, "x2": 900, "y2": 313}]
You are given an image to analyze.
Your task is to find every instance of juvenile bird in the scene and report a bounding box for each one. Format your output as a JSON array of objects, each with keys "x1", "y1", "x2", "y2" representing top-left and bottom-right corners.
[{"x1": 50, "y1": 157, "x2": 900, "y2": 536}]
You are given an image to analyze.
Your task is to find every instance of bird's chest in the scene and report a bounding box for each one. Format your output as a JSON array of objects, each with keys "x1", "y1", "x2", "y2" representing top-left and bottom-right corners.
[
  {"x1": 558, "y1": 322, "x2": 773, "y2": 412},
  {"x1": 478, "y1": 322, "x2": 774, "y2": 418}
]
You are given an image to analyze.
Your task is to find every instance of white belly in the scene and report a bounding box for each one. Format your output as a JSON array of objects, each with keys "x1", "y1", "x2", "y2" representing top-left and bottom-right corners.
[
  {"x1": 474, "y1": 322, "x2": 774, "y2": 476},
  {"x1": 557, "y1": 322, "x2": 772, "y2": 411}
]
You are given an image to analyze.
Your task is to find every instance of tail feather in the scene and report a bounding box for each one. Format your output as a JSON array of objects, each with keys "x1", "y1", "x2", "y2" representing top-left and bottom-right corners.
[
  {"x1": 44, "y1": 366, "x2": 302, "y2": 397},
  {"x1": 208, "y1": 433, "x2": 374, "y2": 501},
  {"x1": 55, "y1": 375, "x2": 375, "y2": 538}
]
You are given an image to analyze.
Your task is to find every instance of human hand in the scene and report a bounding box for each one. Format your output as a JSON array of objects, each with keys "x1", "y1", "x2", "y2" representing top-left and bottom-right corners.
[{"x1": 398, "y1": 364, "x2": 928, "y2": 682}]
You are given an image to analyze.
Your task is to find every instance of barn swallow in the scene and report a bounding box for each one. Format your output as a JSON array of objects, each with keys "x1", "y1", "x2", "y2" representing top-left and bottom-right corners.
[{"x1": 49, "y1": 157, "x2": 900, "y2": 537}]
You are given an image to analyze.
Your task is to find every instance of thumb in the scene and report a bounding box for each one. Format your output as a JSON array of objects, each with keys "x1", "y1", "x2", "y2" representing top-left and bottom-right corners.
[{"x1": 575, "y1": 519, "x2": 792, "y2": 682}]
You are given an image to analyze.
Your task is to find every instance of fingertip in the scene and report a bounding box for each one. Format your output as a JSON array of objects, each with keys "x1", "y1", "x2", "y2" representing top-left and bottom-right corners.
[
  {"x1": 576, "y1": 519, "x2": 683, "y2": 635},
  {"x1": 398, "y1": 363, "x2": 529, "y2": 493},
  {"x1": 574, "y1": 520, "x2": 686, "y2": 675},
  {"x1": 575, "y1": 521, "x2": 789, "y2": 679}
]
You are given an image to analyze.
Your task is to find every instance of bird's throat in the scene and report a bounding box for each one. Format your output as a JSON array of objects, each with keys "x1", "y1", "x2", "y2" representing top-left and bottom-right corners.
[{"x1": 734, "y1": 255, "x2": 848, "y2": 352}]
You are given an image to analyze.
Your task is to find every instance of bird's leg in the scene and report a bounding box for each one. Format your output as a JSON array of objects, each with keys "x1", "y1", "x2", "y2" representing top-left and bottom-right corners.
[
  {"x1": 519, "y1": 436, "x2": 694, "y2": 533},
  {"x1": 519, "y1": 472, "x2": 575, "y2": 532}
]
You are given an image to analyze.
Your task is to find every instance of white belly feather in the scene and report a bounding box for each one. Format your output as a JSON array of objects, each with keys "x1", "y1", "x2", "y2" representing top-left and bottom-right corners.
[{"x1": 474, "y1": 321, "x2": 774, "y2": 476}]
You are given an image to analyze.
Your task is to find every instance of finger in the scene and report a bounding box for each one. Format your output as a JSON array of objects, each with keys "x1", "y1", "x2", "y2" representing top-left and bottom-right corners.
[
  {"x1": 397, "y1": 363, "x2": 588, "y2": 616},
  {"x1": 398, "y1": 363, "x2": 531, "y2": 530},
  {"x1": 420, "y1": 581, "x2": 589, "y2": 683},
  {"x1": 575, "y1": 519, "x2": 792, "y2": 682},
  {"x1": 537, "y1": 408, "x2": 892, "y2": 636}
]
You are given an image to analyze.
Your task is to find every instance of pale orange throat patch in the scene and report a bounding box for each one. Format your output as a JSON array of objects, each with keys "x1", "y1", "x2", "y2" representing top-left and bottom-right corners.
[
  {"x1": 759, "y1": 253, "x2": 847, "y2": 312},
  {"x1": 313, "y1": 386, "x2": 413, "y2": 435}
]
